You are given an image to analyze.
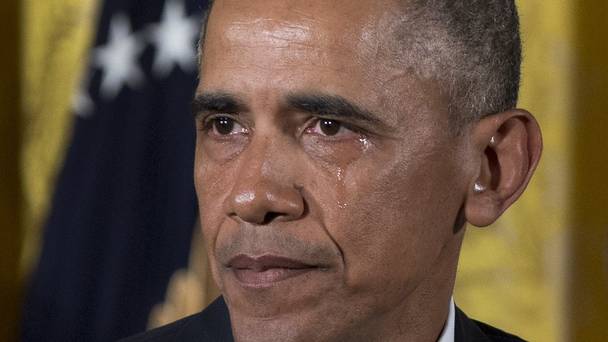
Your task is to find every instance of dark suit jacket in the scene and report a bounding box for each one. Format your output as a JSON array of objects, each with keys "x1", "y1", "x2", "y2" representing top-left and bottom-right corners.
[{"x1": 120, "y1": 297, "x2": 526, "y2": 341}]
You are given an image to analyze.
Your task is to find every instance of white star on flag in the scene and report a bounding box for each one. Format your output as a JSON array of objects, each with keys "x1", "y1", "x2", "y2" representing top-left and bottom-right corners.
[
  {"x1": 149, "y1": 0, "x2": 199, "y2": 77},
  {"x1": 94, "y1": 13, "x2": 145, "y2": 100}
]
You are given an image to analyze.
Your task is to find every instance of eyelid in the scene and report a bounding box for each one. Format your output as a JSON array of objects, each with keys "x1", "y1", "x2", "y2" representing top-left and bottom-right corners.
[
  {"x1": 198, "y1": 113, "x2": 240, "y2": 128},
  {"x1": 304, "y1": 117, "x2": 365, "y2": 139},
  {"x1": 198, "y1": 114, "x2": 249, "y2": 138},
  {"x1": 197, "y1": 112, "x2": 234, "y2": 123},
  {"x1": 306, "y1": 116, "x2": 365, "y2": 135}
]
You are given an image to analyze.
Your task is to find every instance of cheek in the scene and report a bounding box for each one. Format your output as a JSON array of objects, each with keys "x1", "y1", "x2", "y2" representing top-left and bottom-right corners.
[
  {"x1": 195, "y1": 150, "x2": 237, "y2": 289},
  {"x1": 301, "y1": 134, "x2": 368, "y2": 167},
  {"x1": 199, "y1": 133, "x2": 249, "y2": 163},
  {"x1": 195, "y1": 144, "x2": 231, "y2": 238},
  {"x1": 324, "y1": 147, "x2": 464, "y2": 295},
  {"x1": 193, "y1": 141, "x2": 206, "y2": 195}
]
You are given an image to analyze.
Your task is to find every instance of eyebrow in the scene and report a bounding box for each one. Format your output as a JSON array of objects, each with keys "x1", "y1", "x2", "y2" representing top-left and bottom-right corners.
[
  {"x1": 192, "y1": 91, "x2": 391, "y2": 132},
  {"x1": 286, "y1": 92, "x2": 384, "y2": 127},
  {"x1": 192, "y1": 92, "x2": 245, "y2": 117}
]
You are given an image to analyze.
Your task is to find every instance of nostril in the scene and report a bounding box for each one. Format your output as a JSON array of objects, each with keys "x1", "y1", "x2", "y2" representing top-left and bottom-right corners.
[{"x1": 261, "y1": 212, "x2": 281, "y2": 225}]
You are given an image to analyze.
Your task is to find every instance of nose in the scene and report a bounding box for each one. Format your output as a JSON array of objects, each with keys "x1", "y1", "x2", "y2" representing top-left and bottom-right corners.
[{"x1": 227, "y1": 139, "x2": 305, "y2": 225}]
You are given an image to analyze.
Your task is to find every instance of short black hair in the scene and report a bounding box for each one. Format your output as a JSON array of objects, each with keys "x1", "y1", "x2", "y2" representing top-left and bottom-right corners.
[
  {"x1": 393, "y1": 0, "x2": 522, "y2": 127},
  {"x1": 197, "y1": 0, "x2": 214, "y2": 64},
  {"x1": 198, "y1": 0, "x2": 522, "y2": 128}
]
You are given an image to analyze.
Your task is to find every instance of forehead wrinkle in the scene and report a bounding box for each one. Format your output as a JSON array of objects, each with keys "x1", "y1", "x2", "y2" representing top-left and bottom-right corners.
[
  {"x1": 211, "y1": 19, "x2": 345, "y2": 71},
  {"x1": 212, "y1": 1, "x2": 385, "y2": 55},
  {"x1": 224, "y1": 18, "x2": 315, "y2": 48}
]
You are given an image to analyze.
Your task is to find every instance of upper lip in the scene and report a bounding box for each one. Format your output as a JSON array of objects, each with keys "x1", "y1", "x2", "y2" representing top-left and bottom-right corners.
[{"x1": 227, "y1": 254, "x2": 316, "y2": 271}]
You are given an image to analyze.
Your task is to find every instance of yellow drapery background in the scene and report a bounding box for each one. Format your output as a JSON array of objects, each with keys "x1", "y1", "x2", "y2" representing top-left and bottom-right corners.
[
  {"x1": 1, "y1": 0, "x2": 605, "y2": 341},
  {"x1": 0, "y1": 0, "x2": 23, "y2": 340},
  {"x1": 18, "y1": 0, "x2": 100, "y2": 279}
]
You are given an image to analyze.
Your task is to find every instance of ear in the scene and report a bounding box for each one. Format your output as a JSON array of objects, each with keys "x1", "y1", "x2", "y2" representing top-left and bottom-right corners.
[{"x1": 464, "y1": 109, "x2": 543, "y2": 227}]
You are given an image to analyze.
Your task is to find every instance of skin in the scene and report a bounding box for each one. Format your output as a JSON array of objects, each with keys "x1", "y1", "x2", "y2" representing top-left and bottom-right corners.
[{"x1": 193, "y1": 0, "x2": 542, "y2": 341}]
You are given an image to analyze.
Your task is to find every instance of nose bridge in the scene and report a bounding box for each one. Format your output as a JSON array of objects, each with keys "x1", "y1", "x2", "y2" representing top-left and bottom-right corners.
[
  {"x1": 238, "y1": 134, "x2": 271, "y2": 184},
  {"x1": 228, "y1": 132, "x2": 304, "y2": 224},
  {"x1": 237, "y1": 133, "x2": 286, "y2": 185}
]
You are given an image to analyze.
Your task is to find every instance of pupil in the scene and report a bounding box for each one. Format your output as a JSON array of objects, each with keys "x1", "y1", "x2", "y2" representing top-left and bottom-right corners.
[
  {"x1": 215, "y1": 117, "x2": 234, "y2": 135},
  {"x1": 320, "y1": 119, "x2": 340, "y2": 136}
]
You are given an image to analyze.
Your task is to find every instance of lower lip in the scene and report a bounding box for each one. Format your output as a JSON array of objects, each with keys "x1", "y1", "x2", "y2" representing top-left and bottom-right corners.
[{"x1": 231, "y1": 267, "x2": 317, "y2": 288}]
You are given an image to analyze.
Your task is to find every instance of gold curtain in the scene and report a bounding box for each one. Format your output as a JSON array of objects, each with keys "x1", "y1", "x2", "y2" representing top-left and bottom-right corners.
[
  {"x1": 0, "y1": 2, "x2": 98, "y2": 339},
  {"x1": 569, "y1": 1, "x2": 608, "y2": 340},
  {"x1": 0, "y1": 0, "x2": 23, "y2": 340},
  {"x1": 19, "y1": 0, "x2": 99, "y2": 277}
]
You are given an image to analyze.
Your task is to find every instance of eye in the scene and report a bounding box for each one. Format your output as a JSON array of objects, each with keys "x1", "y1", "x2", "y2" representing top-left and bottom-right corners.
[
  {"x1": 207, "y1": 116, "x2": 247, "y2": 136},
  {"x1": 307, "y1": 118, "x2": 351, "y2": 137}
]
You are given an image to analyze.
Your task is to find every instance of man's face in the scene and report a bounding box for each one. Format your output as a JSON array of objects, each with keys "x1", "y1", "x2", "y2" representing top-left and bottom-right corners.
[{"x1": 194, "y1": 0, "x2": 474, "y2": 340}]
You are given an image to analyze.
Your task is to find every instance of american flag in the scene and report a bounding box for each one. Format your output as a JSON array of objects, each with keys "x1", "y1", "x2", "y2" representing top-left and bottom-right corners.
[{"x1": 23, "y1": 0, "x2": 209, "y2": 340}]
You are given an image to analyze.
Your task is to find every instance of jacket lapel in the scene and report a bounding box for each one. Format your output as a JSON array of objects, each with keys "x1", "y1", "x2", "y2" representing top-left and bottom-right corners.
[
  {"x1": 176, "y1": 297, "x2": 234, "y2": 342},
  {"x1": 454, "y1": 306, "x2": 492, "y2": 342}
]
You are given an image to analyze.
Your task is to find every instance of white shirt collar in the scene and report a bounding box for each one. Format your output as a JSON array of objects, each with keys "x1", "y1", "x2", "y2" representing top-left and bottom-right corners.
[{"x1": 437, "y1": 297, "x2": 455, "y2": 342}]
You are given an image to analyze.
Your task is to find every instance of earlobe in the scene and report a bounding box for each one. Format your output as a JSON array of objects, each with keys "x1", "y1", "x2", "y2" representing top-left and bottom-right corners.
[{"x1": 465, "y1": 109, "x2": 542, "y2": 227}]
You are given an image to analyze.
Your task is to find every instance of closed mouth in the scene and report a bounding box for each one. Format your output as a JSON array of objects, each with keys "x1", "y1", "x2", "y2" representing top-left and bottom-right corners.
[{"x1": 226, "y1": 254, "x2": 319, "y2": 288}]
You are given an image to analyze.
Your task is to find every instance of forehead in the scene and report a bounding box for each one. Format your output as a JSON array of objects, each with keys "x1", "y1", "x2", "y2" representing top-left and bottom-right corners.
[
  {"x1": 199, "y1": 0, "x2": 448, "y2": 123},
  {"x1": 202, "y1": 0, "x2": 403, "y2": 78},
  {"x1": 208, "y1": 0, "x2": 398, "y2": 43}
]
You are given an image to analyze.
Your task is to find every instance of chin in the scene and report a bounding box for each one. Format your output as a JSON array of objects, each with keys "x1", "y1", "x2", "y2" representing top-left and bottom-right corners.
[
  {"x1": 219, "y1": 268, "x2": 358, "y2": 342},
  {"x1": 229, "y1": 307, "x2": 351, "y2": 342},
  {"x1": 219, "y1": 264, "x2": 336, "y2": 316}
]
